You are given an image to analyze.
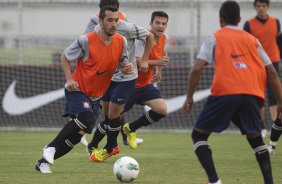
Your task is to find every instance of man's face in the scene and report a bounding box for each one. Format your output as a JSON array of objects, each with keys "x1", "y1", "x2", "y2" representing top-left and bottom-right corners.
[
  {"x1": 254, "y1": 2, "x2": 269, "y2": 18},
  {"x1": 100, "y1": 10, "x2": 119, "y2": 36},
  {"x1": 150, "y1": 16, "x2": 168, "y2": 38}
]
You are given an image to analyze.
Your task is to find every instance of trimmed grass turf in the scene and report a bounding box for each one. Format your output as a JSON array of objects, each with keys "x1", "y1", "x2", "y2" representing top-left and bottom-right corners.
[{"x1": 0, "y1": 132, "x2": 281, "y2": 184}]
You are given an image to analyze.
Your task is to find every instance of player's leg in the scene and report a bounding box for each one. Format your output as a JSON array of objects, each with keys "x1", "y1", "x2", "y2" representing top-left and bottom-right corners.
[
  {"x1": 190, "y1": 95, "x2": 234, "y2": 183},
  {"x1": 267, "y1": 62, "x2": 280, "y2": 121},
  {"x1": 123, "y1": 84, "x2": 166, "y2": 149},
  {"x1": 234, "y1": 95, "x2": 273, "y2": 184},
  {"x1": 35, "y1": 90, "x2": 99, "y2": 173},
  {"x1": 258, "y1": 101, "x2": 267, "y2": 138},
  {"x1": 268, "y1": 118, "x2": 282, "y2": 155},
  {"x1": 91, "y1": 80, "x2": 135, "y2": 162},
  {"x1": 246, "y1": 134, "x2": 273, "y2": 184},
  {"x1": 120, "y1": 115, "x2": 128, "y2": 145},
  {"x1": 87, "y1": 101, "x2": 110, "y2": 156},
  {"x1": 191, "y1": 129, "x2": 220, "y2": 184}
]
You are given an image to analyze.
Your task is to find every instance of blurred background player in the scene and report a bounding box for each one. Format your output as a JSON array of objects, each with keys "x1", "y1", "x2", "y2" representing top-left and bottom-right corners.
[
  {"x1": 243, "y1": 0, "x2": 281, "y2": 138},
  {"x1": 183, "y1": 1, "x2": 282, "y2": 183},
  {"x1": 80, "y1": 0, "x2": 145, "y2": 148},
  {"x1": 84, "y1": 1, "x2": 154, "y2": 162},
  {"x1": 35, "y1": 6, "x2": 132, "y2": 173},
  {"x1": 121, "y1": 10, "x2": 170, "y2": 150}
]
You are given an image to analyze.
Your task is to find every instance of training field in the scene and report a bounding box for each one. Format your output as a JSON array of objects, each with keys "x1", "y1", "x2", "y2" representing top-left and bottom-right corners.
[{"x1": 0, "y1": 132, "x2": 282, "y2": 184}]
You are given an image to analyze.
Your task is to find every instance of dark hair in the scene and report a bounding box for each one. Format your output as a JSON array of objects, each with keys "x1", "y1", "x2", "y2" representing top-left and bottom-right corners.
[
  {"x1": 99, "y1": 6, "x2": 118, "y2": 20},
  {"x1": 219, "y1": 1, "x2": 240, "y2": 25},
  {"x1": 99, "y1": 0, "x2": 119, "y2": 9},
  {"x1": 253, "y1": 0, "x2": 270, "y2": 6},
  {"x1": 150, "y1": 11, "x2": 169, "y2": 23}
]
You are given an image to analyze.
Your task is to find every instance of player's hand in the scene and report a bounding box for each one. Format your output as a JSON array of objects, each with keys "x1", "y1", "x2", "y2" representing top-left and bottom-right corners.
[
  {"x1": 158, "y1": 56, "x2": 170, "y2": 66},
  {"x1": 139, "y1": 60, "x2": 149, "y2": 72},
  {"x1": 65, "y1": 79, "x2": 79, "y2": 92},
  {"x1": 182, "y1": 97, "x2": 193, "y2": 114},
  {"x1": 121, "y1": 63, "x2": 134, "y2": 74}
]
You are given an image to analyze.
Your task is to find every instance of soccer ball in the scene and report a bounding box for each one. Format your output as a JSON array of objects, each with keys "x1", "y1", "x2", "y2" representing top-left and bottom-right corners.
[{"x1": 113, "y1": 156, "x2": 140, "y2": 183}]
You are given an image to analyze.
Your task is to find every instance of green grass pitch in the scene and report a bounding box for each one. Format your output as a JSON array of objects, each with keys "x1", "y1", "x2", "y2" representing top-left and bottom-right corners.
[{"x1": 0, "y1": 132, "x2": 282, "y2": 184}]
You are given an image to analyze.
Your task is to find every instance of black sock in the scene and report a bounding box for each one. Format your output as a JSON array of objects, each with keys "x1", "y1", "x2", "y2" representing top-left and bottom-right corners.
[
  {"x1": 120, "y1": 116, "x2": 127, "y2": 144},
  {"x1": 130, "y1": 110, "x2": 165, "y2": 132},
  {"x1": 88, "y1": 116, "x2": 109, "y2": 149},
  {"x1": 48, "y1": 118, "x2": 82, "y2": 148},
  {"x1": 247, "y1": 136, "x2": 273, "y2": 184},
  {"x1": 105, "y1": 117, "x2": 121, "y2": 153},
  {"x1": 191, "y1": 130, "x2": 218, "y2": 183},
  {"x1": 54, "y1": 133, "x2": 83, "y2": 160},
  {"x1": 270, "y1": 119, "x2": 282, "y2": 145}
]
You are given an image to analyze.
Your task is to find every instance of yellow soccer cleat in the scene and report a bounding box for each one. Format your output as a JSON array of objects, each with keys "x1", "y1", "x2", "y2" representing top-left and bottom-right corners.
[
  {"x1": 86, "y1": 146, "x2": 98, "y2": 157},
  {"x1": 123, "y1": 123, "x2": 137, "y2": 149}
]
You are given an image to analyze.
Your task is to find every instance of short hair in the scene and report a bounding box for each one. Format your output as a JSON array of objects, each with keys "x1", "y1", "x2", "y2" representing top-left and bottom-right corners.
[
  {"x1": 99, "y1": 6, "x2": 118, "y2": 20},
  {"x1": 150, "y1": 11, "x2": 169, "y2": 23},
  {"x1": 253, "y1": 0, "x2": 270, "y2": 6},
  {"x1": 99, "y1": 0, "x2": 119, "y2": 9},
  {"x1": 219, "y1": 1, "x2": 240, "y2": 25}
]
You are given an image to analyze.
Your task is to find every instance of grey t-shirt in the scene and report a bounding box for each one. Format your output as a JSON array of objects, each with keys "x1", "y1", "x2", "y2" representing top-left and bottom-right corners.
[
  {"x1": 64, "y1": 32, "x2": 128, "y2": 68},
  {"x1": 85, "y1": 16, "x2": 150, "y2": 81}
]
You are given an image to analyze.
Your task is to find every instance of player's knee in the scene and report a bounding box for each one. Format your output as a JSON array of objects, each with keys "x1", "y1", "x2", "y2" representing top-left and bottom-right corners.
[
  {"x1": 153, "y1": 106, "x2": 167, "y2": 116},
  {"x1": 247, "y1": 135, "x2": 265, "y2": 150},
  {"x1": 76, "y1": 111, "x2": 95, "y2": 131},
  {"x1": 191, "y1": 129, "x2": 209, "y2": 143},
  {"x1": 146, "y1": 110, "x2": 166, "y2": 124}
]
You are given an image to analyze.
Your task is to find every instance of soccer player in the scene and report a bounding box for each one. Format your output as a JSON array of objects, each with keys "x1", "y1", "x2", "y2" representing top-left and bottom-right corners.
[
  {"x1": 243, "y1": 0, "x2": 281, "y2": 138},
  {"x1": 80, "y1": 0, "x2": 144, "y2": 148},
  {"x1": 121, "y1": 10, "x2": 170, "y2": 150},
  {"x1": 35, "y1": 6, "x2": 133, "y2": 173},
  {"x1": 84, "y1": 2, "x2": 154, "y2": 162},
  {"x1": 182, "y1": 1, "x2": 282, "y2": 184}
]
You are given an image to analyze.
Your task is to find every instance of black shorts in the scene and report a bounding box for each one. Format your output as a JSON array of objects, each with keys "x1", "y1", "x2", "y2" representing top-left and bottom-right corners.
[{"x1": 194, "y1": 94, "x2": 261, "y2": 135}]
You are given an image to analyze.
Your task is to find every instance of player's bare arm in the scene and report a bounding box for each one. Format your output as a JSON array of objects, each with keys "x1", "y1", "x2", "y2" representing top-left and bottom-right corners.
[
  {"x1": 148, "y1": 55, "x2": 170, "y2": 66},
  {"x1": 139, "y1": 32, "x2": 154, "y2": 72},
  {"x1": 60, "y1": 53, "x2": 79, "y2": 92},
  {"x1": 183, "y1": 59, "x2": 206, "y2": 113},
  {"x1": 265, "y1": 64, "x2": 282, "y2": 118}
]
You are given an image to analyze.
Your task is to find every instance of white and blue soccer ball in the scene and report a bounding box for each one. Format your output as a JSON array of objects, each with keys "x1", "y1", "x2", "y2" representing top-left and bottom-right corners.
[{"x1": 113, "y1": 156, "x2": 140, "y2": 183}]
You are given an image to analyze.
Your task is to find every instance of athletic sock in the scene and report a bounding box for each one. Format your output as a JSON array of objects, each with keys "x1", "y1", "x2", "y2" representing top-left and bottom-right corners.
[
  {"x1": 247, "y1": 136, "x2": 273, "y2": 184},
  {"x1": 88, "y1": 116, "x2": 109, "y2": 149},
  {"x1": 48, "y1": 118, "x2": 82, "y2": 148},
  {"x1": 54, "y1": 133, "x2": 83, "y2": 160},
  {"x1": 129, "y1": 110, "x2": 165, "y2": 132},
  {"x1": 191, "y1": 130, "x2": 218, "y2": 183},
  {"x1": 120, "y1": 116, "x2": 128, "y2": 144},
  {"x1": 269, "y1": 119, "x2": 282, "y2": 146},
  {"x1": 105, "y1": 117, "x2": 121, "y2": 153}
]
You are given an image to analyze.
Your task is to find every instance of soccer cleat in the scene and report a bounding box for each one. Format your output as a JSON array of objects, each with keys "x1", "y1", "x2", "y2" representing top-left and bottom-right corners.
[
  {"x1": 35, "y1": 161, "x2": 52, "y2": 174},
  {"x1": 86, "y1": 146, "x2": 98, "y2": 157},
  {"x1": 206, "y1": 179, "x2": 222, "y2": 184},
  {"x1": 123, "y1": 123, "x2": 137, "y2": 149},
  {"x1": 89, "y1": 146, "x2": 120, "y2": 162},
  {"x1": 80, "y1": 135, "x2": 89, "y2": 147},
  {"x1": 268, "y1": 144, "x2": 276, "y2": 155},
  {"x1": 42, "y1": 146, "x2": 56, "y2": 164}
]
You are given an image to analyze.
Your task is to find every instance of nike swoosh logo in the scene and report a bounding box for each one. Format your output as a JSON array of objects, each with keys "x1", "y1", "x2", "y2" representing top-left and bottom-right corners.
[
  {"x1": 96, "y1": 70, "x2": 110, "y2": 76},
  {"x1": 144, "y1": 89, "x2": 210, "y2": 113},
  {"x1": 230, "y1": 53, "x2": 246, "y2": 59},
  {"x1": 3, "y1": 80, "x2": 210, "y2": 115},
  {"x1": 2, "y1": 80, "x2": 64, "y2": 115}
]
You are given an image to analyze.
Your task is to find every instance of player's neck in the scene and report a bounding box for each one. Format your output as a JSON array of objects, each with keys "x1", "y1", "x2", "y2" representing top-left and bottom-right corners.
[
  {"x1": 257, "y1": 14, "x2": 268, "y2": 20},
  {"x1": 98, "y1": 30, "x2": 113, "y2": 45}
]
